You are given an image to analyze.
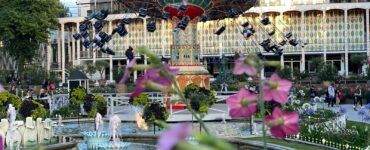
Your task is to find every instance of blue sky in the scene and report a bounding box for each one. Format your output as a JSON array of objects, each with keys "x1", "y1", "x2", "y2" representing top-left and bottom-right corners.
[{"x1": 60, "y1": 0, "x2": 78, "y2": 16}]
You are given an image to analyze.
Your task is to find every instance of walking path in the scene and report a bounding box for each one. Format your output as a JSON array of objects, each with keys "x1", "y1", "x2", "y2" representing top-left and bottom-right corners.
[
  {"x1": 325, "y1": 104, "x2": 369, "y2": 124},
  {"x1": 112, "y1": 101, "x2": 369, "y2": 124}
]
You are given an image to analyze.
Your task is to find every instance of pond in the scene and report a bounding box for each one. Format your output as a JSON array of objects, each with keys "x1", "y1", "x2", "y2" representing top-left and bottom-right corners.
[{"x1": 54, "y1": 121, "x2": 259, "y2": 137}]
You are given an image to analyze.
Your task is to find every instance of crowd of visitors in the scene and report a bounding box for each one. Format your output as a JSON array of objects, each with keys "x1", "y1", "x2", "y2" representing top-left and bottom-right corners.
[{"x1": 309, "y1": 82, "x2": 367, "y2": 110}]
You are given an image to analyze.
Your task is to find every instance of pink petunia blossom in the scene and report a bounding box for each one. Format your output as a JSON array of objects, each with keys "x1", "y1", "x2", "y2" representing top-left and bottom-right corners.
[
  {"x1": 119, "y1": 58, "x2": 137, "y2": 84},
  {"x1": 226, "y1": 88, "x2": 258, "y2": 118},
  {"x1": 131, "y1": 64, "x2": 178, "y2": 98},
  {"x1": 265, "y1": 107, "x2": 299, "y2": 139},
  {"x1": 263, "y1": 74, "x2": 292, "y2": 104},
  {"x1": 157, "y1": 123, "x2": 191, "y2": 150},
  {"x1": 233, "y1": 56, "x2": 257, "y2": 76}
]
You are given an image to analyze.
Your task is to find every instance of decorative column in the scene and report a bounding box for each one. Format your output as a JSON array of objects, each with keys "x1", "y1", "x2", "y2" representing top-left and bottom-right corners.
[
  {"x1": 366, "y1": 10, "x2": 370, "y2": 58},
  {"x1": 323, "y1": 11, "x2": 327, "y2": 62},
  {"x1": 219, "y1": 20, "x2": 223, "y2": 57},
  {"x1": 108, "y1": 21, "x2": 114, "y2": 82},
  {"x1": 92, "y1": 21, "x2": 96, "y2": 64},
  {"x1": 46, "y1": 36, "x2": 52, "y2": 72},
  {"x1": 161, "y1": 20, "x2": 165, "y2": 56},
  {"x1": 76, "y1": 22, "x2": 81, "y2": 65},
  {"x1": 344, "y1": 10, "x2": 349, "y2": 77},
  {"x1": 57, "y1": 30, "x2": 62, "y2": 69},
  {"x1": 280, "y1": 54, "x2": 284, "y2": 69},
  {"x1": 72, "y1": 27, "x2": 76, "y2": 66},
  {"x1": 61, "y1": 23, "x2": 66, "y2": 83},
  {"x1": 300, "y1": 11, "x2": 305, "y2": 72},
  {"x1": 68, "y1": 27, "x2": 72, "y2": 63}
]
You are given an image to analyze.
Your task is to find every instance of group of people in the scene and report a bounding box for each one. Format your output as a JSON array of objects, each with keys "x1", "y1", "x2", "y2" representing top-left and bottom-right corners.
[
  {"x1": 309, "y1": 83, "x2": 365, "y2": 110},
  {"x1": 24, "y1": 79, "x2": 56, "y2": 100}
]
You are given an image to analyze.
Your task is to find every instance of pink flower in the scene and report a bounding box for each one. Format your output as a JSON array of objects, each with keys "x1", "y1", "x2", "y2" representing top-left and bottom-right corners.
[
  {"x1": 157, "y1": 123, "x2": 191, "y2": 150},
  {"x1": 226, "y1": 88, "x2": 257, "y2": 118},
  {"x1": 265, "y1": 107, "x2": 299, "y2": 139},
  {"x1": 131, "y1": 65, "x2": 178, "y2": 98},
  {"x1": 233, "y1": 57, "x2": 257, "y2": 76},
  {"x1": 263, "y1": 74, "x2": 292, "y2": 104},
  {"x1": 119, "y1": 58, "x2": 137, "y2": 84}
]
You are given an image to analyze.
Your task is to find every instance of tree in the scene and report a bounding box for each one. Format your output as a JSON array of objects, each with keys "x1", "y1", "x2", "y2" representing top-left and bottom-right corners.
[
  {"x1": 350, "y1": 54, "x2": 367, "y2": 74},
  {"x1": 211, "y1": 57, "x2": 238, "y2": 91},
  {"x1": 0, "y1": 0, "x2": 64, "y2": 75},
  {"x1": 318, "y1": 64, "x2": 338, "y2": 82},
  {"x1": 95, "y1": 60, "x2": 109, "y2": 80}
]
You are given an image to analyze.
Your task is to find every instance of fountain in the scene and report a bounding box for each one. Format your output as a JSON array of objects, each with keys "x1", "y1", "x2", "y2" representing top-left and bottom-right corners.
[
  {"x1": 135, "y1": 113, "x2": 148, "y2": 131},
  {"x1": 57, "y1": 115, "x2": 63, "y2": 127},
  {"x1": 6, "y1": 104, "x2": 21, "y2": 149},
  {"x1": 78, "y1": 114, "x2": 133, "y2": 149},
  {"x1": 95, "y1": 113, "x2": 103, "y2": 132}
]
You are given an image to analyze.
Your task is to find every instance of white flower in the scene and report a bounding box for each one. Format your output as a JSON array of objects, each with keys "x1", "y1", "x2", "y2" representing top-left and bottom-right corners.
[
  {"x1": 313, "y1": 96, "x2": 320, "y2": 102},
  {"x1": 302, "y1": 103, "x2": 311, "y2": 109},
  {"x1": 299, "y1": 90, "x2": 304, "y2": 94},
  {"x1": 294, "y1": 100, "x2": 301, "y2": 104}
]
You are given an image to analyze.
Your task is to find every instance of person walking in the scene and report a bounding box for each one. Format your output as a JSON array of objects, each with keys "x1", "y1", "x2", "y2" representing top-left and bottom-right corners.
[
  {"x1": 221, "y1": 82, "x2": 228, "y2": 92},
  {"x1": 327, "y1": 83, "x2": 336, "y2": 107},
  {"x1": 354, "y1": 85, "x2": 363, "y2": 110},
  {"x1": 336, "y1": 86, "x2": 344, "y2": 106}
]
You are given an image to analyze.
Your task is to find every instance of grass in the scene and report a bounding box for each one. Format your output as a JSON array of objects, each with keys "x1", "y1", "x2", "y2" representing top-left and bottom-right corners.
[
  {"x1": 243, "y1": 137, "x2": 328, "y2": 150},
  {"x1": 243, "y1": 121, "x2": 370, "y2": 149},
  {"x1": 347, "y1": 120, "x2": 370, "y2": 142}
]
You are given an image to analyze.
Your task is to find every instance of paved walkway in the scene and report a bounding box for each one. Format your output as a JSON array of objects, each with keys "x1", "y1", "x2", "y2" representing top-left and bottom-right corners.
[
  {"x1": 111, "y1": 103, "x2": 369, "y2": 124},
  {"x1": 325, "y1": 104, "x2": 370, "y2": 124},
  {"x1": 113, "y1": 104, "x2": 231, "y2": 122}
]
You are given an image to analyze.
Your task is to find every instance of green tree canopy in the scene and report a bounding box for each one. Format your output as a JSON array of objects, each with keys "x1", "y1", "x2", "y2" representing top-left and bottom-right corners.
[{"x1": 0, "y1": 0, "x2": 64, "y2": 73}]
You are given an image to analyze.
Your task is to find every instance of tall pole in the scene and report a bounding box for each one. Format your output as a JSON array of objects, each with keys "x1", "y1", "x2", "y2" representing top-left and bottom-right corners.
[{"x1": 61, "y1": 23, "x2": 66, "y2": 83}]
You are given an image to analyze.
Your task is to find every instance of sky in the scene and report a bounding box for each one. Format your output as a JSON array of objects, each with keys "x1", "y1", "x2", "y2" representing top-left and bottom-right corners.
[{"x1": 60, "y1": 0, "x2": 78, "y2": 16}]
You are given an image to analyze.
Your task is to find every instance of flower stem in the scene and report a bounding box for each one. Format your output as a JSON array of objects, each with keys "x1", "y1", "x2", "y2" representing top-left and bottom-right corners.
[
  {"x1": 258, "y1": 74, "x2": 267, "y2": 149},
  {"x1": 171, "y1": 77, "x2": 210, "y2": 134}
]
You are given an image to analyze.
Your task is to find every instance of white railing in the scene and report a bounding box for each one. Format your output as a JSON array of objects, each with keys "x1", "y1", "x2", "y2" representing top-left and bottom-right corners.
[{"x1": 104, "y1": 91, "x2": 237, "y2": 118}]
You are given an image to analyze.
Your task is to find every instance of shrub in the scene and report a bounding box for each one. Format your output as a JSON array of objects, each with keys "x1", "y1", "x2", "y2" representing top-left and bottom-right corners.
[
  {"x1": 34, "y1": 99, "x2": 50, "y2": 110},
  {"x1": 87, "y1": 107, "x2": 97, "y2": 118},
  {"x1": 143, "y1": 102, "x2": 168, "y2": 126},
  {"x1": 318, "y1": 64, "x2": 338, "y2": 82},
  {"x1": 90, "y1": 86, "x2": 116, "y2": 93},
  {"x1": 184, "y1": 84, "x2": 216, "y2": 114},
  {"x1": 0, "y1": 92, "x2": 22, "y2": 118},
  {"x1": 94, "y1": 94, "x2": 107, "y2": 116},
  {"x1": 132, "y1": 93, "x2": 149, "y2": 106},
  {"x1": 19, "y1": 100, "x2": 36, "y2": 117},
  {"x1": 52, "y1": 106, "x2": 75, "y2": 118},
  {"x1": 0, "y1": 92, "x2": 22, "y2": 109},
  {"x1": 31, "y1": 105, "x2": 48, "y2": 119},
  {"x1": 19, "y1": 100, "x2": 48, "y2": 119},
  {"x1": 70, "y1": 86, "x2": 87, "y2": 107},
  {"x1": 83, "y1": 94, "x2": 95, "y2": 113},
  {"x1": 277, "y1": 67, "x2": 292, "y2": 80}
]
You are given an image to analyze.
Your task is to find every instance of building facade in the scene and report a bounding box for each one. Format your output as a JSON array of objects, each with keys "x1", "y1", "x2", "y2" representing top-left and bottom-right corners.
[{"x1": 49, "y1": 0, "x2": 370, "y2": 83}]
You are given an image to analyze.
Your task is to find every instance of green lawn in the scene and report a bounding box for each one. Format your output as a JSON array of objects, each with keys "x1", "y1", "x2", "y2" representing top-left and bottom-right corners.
[
  {"x1": 242, "y1": 121, "x2": 370, "y2": 150},
  {"x1": 347, "y1": 121, "x2": 370, "y2": 142},
  {"x1": 242, "y1": 137, "x2": 328, "y2": 150}
]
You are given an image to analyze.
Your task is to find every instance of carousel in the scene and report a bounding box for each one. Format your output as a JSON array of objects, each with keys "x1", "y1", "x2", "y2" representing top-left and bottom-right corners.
[{"x1": 118, "y1": 0, "x2": 257, "y2": 90}]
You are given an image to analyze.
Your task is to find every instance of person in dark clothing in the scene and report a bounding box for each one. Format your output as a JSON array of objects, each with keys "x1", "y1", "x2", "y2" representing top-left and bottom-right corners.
[
  {"x1": 354, "y1": 85, "x2": 363, "y2": 110},
  {"x1": 309, "y1": 86, "x2": 317, "y2": 100},
  {"x1": 327, "y1": 83, "x2": 336, "y2": 107}
]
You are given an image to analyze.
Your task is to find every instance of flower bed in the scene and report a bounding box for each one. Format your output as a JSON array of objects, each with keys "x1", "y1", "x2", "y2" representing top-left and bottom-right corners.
[{"x1": 289, "y1": 114, "x2": 368, "y2": 149}]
